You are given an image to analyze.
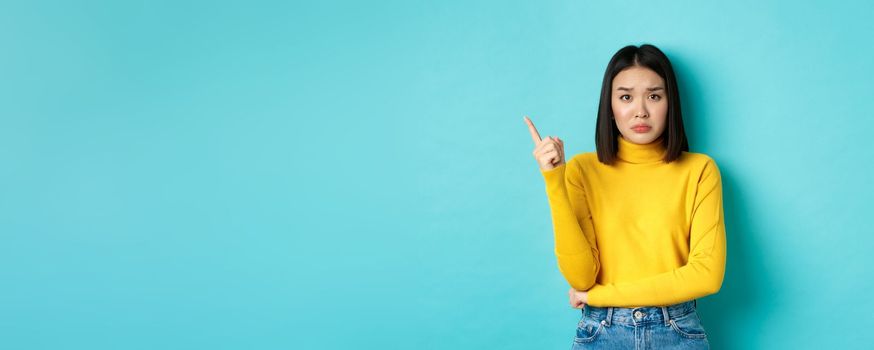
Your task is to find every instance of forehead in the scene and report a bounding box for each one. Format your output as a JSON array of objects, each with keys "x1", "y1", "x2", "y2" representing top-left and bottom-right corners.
[{"x1": 612, "y1": 66, "x2": 664, "y2": 88}]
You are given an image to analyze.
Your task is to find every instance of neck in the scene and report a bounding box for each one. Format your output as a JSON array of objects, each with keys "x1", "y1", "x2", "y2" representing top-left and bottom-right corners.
[{"x1": 617, "y1": 134, "x2": 667, "y2": 164}]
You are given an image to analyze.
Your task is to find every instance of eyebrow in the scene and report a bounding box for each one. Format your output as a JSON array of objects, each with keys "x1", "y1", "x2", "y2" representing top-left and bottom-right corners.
[{"x1": 616, "y1": 86, "x2": 665, "y2": 92}]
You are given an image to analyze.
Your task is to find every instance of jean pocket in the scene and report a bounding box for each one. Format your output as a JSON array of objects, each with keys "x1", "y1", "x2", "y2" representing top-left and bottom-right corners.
[
  {"x1": 668, "y1": 311, "x2": 707, "y2": 339},
  {"x1": 574, "y1": 315, "x2": 605, "y2": 343}
]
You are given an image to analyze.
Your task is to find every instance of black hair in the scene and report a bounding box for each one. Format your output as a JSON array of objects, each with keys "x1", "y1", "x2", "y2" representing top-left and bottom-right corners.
[{"x1": 594, "y1": 44, "x2": 688, "y2": 165}]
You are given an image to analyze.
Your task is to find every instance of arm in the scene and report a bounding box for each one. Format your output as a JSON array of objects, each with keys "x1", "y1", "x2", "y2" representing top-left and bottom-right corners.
[
  {"x1": 585, "y1": 159, "x2": 727, "y2": 307},
  {"x1": 540, "y1": 158, "x2": 600, "y2": 291}
]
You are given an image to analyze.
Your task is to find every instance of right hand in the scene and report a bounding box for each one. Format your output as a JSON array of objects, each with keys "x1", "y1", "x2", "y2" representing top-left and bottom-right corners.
[
  {"x1": 524, "y1": 115, "x2": 565, "y2": 171},
  {"x1": 569, "y1": 287, "x2": 587, "y2": 309}
]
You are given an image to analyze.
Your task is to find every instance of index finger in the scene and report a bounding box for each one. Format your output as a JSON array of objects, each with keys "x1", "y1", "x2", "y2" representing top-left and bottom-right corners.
[{"x1": 523, "y1": 115, "x2": 542, "y2": 144}]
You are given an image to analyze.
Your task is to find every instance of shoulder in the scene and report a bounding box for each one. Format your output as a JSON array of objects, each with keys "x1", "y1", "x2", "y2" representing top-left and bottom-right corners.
[
  {"x1": 559, "y1": 152, "x2": 598, "y2": 183},
  {"x1": 680, "y1": 151, "x2": 722, "y2": 182},
  {"x1": 679, "y1": 151, "x2": 719, "y2": 168},
  {"x1": 567, "y1": 152, "x2": 598, "y2": 170}
]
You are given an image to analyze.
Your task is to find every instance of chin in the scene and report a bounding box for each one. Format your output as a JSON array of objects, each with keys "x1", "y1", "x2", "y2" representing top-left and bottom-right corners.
[{"x1": 622, "y1": 133, "x2": 657, "y2": 144}]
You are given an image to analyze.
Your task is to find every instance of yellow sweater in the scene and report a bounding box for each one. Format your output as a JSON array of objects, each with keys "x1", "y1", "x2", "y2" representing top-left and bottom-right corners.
[{"x1": 540, "y1": 135, "x2": 726, "y2": 307}]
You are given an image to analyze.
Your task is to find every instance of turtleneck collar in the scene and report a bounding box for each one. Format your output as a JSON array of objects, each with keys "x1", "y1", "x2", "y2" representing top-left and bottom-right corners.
[{"x1": 617, "y1": 134, "x2": 667, "y2": 164}]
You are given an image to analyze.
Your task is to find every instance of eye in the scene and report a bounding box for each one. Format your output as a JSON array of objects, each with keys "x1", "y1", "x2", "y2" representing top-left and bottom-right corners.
[
  {"x1": 619, "y1": 94, "x2": 631, "y2": 101},
  {"x1": 649, "y1": 94, "x2": 662, "y2": 101}
]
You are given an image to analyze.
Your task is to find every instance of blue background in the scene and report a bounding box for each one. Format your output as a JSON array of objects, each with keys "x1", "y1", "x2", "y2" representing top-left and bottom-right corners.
[{"x1": 2, "y1": 0, "x2": 872, "y2": 349}]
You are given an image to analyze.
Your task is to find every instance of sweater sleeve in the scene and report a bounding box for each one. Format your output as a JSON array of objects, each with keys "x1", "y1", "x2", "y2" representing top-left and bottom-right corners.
[
  {"x1": 540, "y1": 159, "x2": 600, "y2": 291},
  {"x1": 586, "y1": 158, "x2": 727, "y2": 307}
]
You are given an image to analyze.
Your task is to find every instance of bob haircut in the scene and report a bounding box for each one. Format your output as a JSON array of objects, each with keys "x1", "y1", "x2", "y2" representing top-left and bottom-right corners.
[{"x1": 595, "y1": 44, "x2": 688, "y2": 165}]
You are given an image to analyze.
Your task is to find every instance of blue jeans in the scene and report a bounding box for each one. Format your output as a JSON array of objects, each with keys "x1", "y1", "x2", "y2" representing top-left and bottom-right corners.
[{"x1": 572, "y1": 299, "x2": 710, "y2": 350}]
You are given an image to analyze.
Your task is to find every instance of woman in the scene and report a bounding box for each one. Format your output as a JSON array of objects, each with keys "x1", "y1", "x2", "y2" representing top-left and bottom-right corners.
[{"x1": 523, "y1": 44, "x2": 726, "y2": 349}]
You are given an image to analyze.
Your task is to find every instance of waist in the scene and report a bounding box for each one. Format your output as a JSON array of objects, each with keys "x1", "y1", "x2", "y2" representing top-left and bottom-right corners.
[{"x1": 583, "y1": 299, "x2": 698, "y2": 326}]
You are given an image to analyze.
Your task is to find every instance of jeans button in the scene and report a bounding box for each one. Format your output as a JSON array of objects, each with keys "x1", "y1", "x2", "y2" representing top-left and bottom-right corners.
[{"x1": 634, "y1": 311, "x2": 644, "y2": 318}]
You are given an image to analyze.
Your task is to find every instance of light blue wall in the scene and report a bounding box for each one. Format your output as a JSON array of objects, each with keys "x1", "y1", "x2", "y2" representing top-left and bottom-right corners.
[{"x1": 2, "y1": 1, "x2": 871, "y2": 349}]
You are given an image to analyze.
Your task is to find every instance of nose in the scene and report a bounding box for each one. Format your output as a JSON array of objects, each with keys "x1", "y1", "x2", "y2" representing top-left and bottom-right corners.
[{"x1": 634, "y1": 100, "x2": 649, "y2": 119}]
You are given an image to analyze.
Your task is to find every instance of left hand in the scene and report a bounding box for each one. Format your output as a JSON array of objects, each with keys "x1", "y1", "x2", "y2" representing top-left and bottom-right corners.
[{"x1": 568, "y1": 287, "x2": 588, "y2": 309}]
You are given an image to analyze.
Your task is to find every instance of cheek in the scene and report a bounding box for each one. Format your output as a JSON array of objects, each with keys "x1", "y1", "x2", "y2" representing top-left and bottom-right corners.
[
  {"x1": 612, "y1": 103, "x2": 632, "y2": 120},
  {"x1": 653, "y1": 104, "x2": 669, "y2": 124}
]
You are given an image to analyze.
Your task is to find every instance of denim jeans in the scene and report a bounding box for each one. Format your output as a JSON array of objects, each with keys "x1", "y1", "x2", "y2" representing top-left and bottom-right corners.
[{"x1": 572, "y1": 299, "x2": 709, "y2": 350}]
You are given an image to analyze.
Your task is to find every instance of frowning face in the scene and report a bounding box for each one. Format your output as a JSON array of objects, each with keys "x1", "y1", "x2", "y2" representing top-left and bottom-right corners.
[{"x1": 611, "y1": 66, "x2": 668, "y2": 144}]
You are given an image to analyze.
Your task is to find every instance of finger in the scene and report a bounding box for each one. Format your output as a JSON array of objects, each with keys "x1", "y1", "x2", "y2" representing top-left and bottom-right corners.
[
  {"x1": 556, "y1": 137, "x2": 564, "y2": 159},
  {"x1": 533, "y1": 140, "x2": 548, "y2": 157},
  {"x1": 543, "y1": 150, "x2": 559, "y2": 164},
  {"x1": 523, "y1": 116, "x2": 542, "y2": 145},
  {"x1": 551, "y1": 137, "x2": 563, "y2": 163},
  {"x1": 549, "y1": 136, "x2": 558, "y2": 154},
  {"x1": 534, "y1": 137, "x2": 556, "y2": 155},
  {"x1": 535, "y1": 145, "x2": 558, "y2": 163}
]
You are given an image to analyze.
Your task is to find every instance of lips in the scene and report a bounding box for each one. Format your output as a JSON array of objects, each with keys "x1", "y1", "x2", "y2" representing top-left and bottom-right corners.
[{"x1": 631, "y1": 124, "x2": 651, "y2": 132}]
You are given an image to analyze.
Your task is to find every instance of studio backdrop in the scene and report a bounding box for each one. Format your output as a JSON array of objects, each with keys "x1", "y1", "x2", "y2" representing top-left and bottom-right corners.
[{"x1": 1, "y1": 0, "x2": 872, "y2": 349}]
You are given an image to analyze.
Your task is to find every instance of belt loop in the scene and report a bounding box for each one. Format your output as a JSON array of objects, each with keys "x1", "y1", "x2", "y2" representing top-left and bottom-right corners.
[
  {"x1": 605, "y1": 307, "x2": 613, "y2": 326},
  {"x1": 693, "y1": 299, "x2": 697, "y2": 308},
  {"x1": 661, "y1": 305, "x2": 670, "y2": 326}
]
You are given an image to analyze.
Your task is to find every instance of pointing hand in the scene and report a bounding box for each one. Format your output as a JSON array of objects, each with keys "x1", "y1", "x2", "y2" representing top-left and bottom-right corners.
[{"x1": 524, "y1": 115, "x2": 565, "y2": 171}]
